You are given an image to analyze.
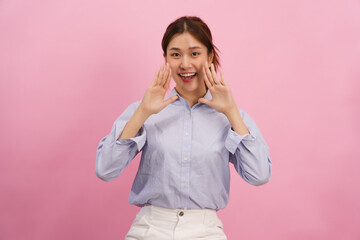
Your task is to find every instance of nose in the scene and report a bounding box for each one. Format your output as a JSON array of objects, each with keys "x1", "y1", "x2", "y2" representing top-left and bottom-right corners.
[{"x1": 180, "y1": 56, "x2": 191, "y2": 69}]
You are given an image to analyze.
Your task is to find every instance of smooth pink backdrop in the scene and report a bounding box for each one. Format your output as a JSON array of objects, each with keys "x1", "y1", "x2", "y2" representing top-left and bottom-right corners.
[{"x1": 1, "y1": 0, "x2": 359, "y2": 239}]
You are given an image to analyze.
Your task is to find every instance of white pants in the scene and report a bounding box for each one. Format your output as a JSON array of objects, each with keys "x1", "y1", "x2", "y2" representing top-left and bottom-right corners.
[{"x1": 125, "y1": 205, "x2": 228, "y2": 240}]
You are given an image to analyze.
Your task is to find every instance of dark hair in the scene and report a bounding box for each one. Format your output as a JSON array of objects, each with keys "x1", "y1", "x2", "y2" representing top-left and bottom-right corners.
[{"x1": 162, "y1": 16, "x2": 220, "y2": 71}]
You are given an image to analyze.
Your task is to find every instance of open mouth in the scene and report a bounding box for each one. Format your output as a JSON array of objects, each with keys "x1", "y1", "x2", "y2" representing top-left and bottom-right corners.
[{"x1": 178, "y1": 73, "x2": 197, "y2": 82}]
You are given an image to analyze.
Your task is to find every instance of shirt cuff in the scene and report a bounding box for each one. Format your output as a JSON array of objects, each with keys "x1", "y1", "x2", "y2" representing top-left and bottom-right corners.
[
  {"x1": 225, "y1": 127, "x2": 257, "y2": 154},
  {"x1": 115, "y1": 126, "x2": 146, "y2": 152}
]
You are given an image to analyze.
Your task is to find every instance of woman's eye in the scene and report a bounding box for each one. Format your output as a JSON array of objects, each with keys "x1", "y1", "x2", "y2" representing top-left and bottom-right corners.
[
  {"x1": 171, "y1": 53, "x2": 180, "y2": 57},
  {"x1": 192, "y1": 52, "x2": 199, "y2": 57}
]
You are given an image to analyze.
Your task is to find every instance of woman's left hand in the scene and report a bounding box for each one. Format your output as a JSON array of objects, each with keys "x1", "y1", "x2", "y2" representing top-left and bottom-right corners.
[{"x1": 198, "y1": 62, "x2": 237, "y2": 115}]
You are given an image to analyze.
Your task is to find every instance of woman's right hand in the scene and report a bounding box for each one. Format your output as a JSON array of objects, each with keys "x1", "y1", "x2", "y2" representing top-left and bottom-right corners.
[{"x1": 139, "y1": 63, "x2": 178, "y2": 116}]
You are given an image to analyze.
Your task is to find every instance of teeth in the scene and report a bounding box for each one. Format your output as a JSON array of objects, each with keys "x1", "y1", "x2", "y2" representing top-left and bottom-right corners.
[{"x1": 179, "y1": 73, "x2": 196, "y2": 77}]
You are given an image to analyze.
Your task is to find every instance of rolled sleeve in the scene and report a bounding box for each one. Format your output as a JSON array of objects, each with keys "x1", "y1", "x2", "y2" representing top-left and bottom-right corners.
[
  {"x1": 225, "y1": 126, "x2": 257, "y2": 154},
  {"x1": 116, "y1": 125, "x2": 146, "y2": 152},
  {"x1": 226, "y1": 109, "x2": 272, "y2": 186},
  {"x1": 95, "y1": 100, "x2": 146, "y2": 182}
]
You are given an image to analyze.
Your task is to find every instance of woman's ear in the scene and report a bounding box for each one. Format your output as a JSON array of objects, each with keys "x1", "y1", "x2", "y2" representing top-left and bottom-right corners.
[
  {"x1": 208, "y1": 50, "x2": 214, "y2": 64},
  {"x1": 163, "y1": 53, "x2": 167, "y2": 62}
]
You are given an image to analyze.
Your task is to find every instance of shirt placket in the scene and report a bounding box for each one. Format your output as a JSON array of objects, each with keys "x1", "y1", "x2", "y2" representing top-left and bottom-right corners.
[{"x1": 180, "y1": 108, "x2": 192, "y2": 208}]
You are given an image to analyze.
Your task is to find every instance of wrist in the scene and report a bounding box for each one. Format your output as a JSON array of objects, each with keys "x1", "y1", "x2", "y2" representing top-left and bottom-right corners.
[
  {"x1": 224, "y1": 104, "x2": 238, "y2": 117},
  {"x1": 225, "y1": 106, "x2": 250, "y2": 135},
  {"x1": 136, "y1": 103, "x2": 152, "y2": 119}
]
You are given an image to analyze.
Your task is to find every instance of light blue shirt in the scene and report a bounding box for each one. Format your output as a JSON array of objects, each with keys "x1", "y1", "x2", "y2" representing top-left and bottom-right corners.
[{"x1": 96, "y1": 88, "x2": 272, "y2": 210}]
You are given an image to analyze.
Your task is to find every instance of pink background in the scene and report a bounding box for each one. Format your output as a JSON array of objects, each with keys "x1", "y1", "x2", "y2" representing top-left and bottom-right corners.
[{"x1": 1, "y1": 0, "x2": 359, "y2": 239}]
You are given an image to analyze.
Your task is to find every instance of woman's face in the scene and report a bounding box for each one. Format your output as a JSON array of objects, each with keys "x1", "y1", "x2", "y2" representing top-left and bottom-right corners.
[{"x1": 164, "y1": 32, "x2": 213, "y2": 96}]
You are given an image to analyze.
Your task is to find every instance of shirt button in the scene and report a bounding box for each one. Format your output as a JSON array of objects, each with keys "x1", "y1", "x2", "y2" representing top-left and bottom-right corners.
[
  {"x1": 183, "y1": 182, "x2": 187, "y2": 186},
  {"x1": 186, "y1": 110, "x2": 190, "y2": 114},
  {"x1": 179, "y1": 211, "x2": 184, "y2": 216},
  {"x1": 185, "y1": 132, "x2": 189, "y2": 136},
  {"x1": 184, "y1": 157, "x2": 188, "y2": 160}
]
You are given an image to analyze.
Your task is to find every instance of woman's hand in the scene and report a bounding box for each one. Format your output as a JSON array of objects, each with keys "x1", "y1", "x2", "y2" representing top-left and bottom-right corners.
[
  {"x1": 139, "y1": 63, "x2": 178, "y2": 116},
  {"x1": 198, "y1": 62, "x2": 237, "y2": 115},
  {"x1": 199, "y1": 62, "x2": 249, "y2": 135}
]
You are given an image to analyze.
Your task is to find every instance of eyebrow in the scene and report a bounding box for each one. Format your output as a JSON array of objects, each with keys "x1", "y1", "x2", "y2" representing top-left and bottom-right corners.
[{"x1": 169, "y1": 46, "x2": 202, "y2": 51}]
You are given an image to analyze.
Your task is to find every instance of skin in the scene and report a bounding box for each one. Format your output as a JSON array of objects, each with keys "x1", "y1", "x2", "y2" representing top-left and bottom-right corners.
[
  {"x1": 164, "y1": 32, "x2": 212, "y2": 107},
  {"x1": 118, "y1": 32, "x2": 249, "y2": 140}
]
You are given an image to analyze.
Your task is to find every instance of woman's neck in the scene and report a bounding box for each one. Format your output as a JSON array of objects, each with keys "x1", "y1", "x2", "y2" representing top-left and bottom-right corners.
[{"x1": 175, "y1": 86, "x2": 207, "y2": 108}]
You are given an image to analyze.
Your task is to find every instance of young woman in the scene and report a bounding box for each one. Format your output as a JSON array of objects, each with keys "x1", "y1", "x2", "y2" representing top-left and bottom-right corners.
[{"x1": 96, "y1": 16, "x2": 272, "y2": 240}]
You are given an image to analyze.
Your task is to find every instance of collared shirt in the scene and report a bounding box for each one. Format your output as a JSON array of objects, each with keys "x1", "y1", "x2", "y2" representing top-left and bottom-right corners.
[{"x1": 96, "y1": 88, "x2": 272, "y2": 210}]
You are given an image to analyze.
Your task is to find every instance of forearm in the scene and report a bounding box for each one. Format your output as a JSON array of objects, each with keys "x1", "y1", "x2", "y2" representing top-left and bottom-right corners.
[
  {"x1": 224, "y1": 106, "x2": 250, "y2": 135},
  {"x1": 118, "y1": 104, "x2": 150, "y2": 140}
]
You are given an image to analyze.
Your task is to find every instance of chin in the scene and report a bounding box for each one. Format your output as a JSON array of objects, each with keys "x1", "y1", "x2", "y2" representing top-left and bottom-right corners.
[{"x1": 183, "y1": 82, "x2": 204, "y2": 92}]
